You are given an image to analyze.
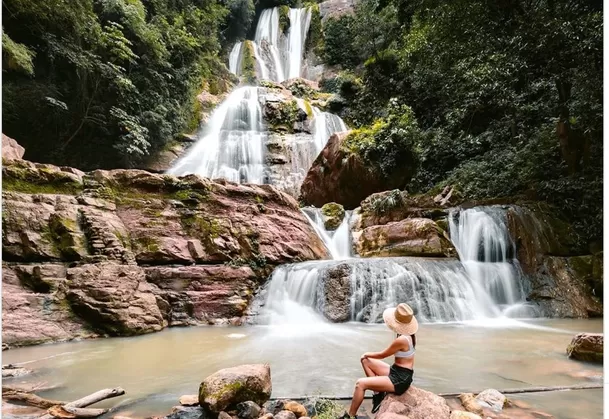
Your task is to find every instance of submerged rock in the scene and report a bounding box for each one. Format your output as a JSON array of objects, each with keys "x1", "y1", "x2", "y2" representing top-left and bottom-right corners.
[
  {"x1": 376, "y1": 386, "x2": 450, "y2": 419},
  {"x1": 198, "y1": 364, "x2": 272, "y2": 414},
  {"x1": 567, "y1": 333, "x2": 603, "y2": 363},
  {"x1": 165, "y1": 406, "x2": 205, "y2": 419},
  {"x1": 236, "y1": 401, "x2": 261, "y2": 419}
]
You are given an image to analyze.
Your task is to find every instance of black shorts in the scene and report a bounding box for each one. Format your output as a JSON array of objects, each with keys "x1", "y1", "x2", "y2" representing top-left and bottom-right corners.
[{"x1": 389, "y1": 364, "x2": 413, "y2": 395}]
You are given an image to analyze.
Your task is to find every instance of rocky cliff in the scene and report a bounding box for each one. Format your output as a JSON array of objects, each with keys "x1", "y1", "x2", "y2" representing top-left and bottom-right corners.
[{"x1": 2, "y1": 157, "x2": 328, "y2": 347}]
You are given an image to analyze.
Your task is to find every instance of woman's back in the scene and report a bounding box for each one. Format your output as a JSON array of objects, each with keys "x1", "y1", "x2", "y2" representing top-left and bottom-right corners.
[{"x1": 393, "y1": 335, "x2": 415, "y2": 369}]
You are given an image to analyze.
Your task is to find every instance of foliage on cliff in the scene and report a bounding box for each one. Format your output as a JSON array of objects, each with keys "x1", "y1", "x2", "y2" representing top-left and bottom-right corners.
[
  {"x1": 321, "y1": 0, "x2": 603, "y2": 249},
  {"x1": 2, "y1": 0, "x2": 235, "y2": 170}
]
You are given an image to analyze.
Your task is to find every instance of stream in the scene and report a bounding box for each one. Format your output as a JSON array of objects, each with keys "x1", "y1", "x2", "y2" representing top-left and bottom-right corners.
[{"x1": 3, "y1": 319, "x2": 603, "y2": 418}]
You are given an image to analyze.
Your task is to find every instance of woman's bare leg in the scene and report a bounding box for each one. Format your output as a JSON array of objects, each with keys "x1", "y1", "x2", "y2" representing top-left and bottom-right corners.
[
  {"x1": 361, "y1": 358, "x2": 390, "y2": 377},
  {"x1": 348, "y1": 377, "x2": 394, "y2": 416}
]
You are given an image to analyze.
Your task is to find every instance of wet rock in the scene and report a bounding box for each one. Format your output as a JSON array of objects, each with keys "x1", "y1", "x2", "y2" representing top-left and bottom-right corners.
[
  {"x1": 180, "y1": 395, "x2": 199, "y2": 406},
  {"x1": 475, "y1": 389, "x2": 506, "y2": 412},
  {"x1": 376, "y1": 386, "x2": 450, "y2": 419},
  {"x1": 567, "y1": 333, "x2": 603, "y2": 363},
  {"x1": 283, "y1": 401, "x2": 307, "y2": 418},
  {"x1": 355, "y1": 218, "x2": 455, "y2": 258},
  {"x1": 300, "y1": 132, "x2": 414, "y2": 209},
  {"x1": 449, "y1": 412, "x2": 481, "y2": 419},
  {"x1": 165, "y1": 406, "x2": 205, "y2": 419},
  {"x1": 274, "y1": 411, "x2": 296, "y2": 419},
  {"x1": 321, "y1": 202, "x2": 345, "y2": 230},
  {"x1": 66, "y1": 263, "x2": 166, "y2": 336},
  {"x1": 236, "y1": 401, "x2": 261, "y2": 419},
  {"x1": 528, "y1": 257, "x2": 602, "y2": 318},
  {"x1": 263, "y1": 400, "x2": 285, "y2": 415},
  {"x1": 259, "y1": 413, "x2": 274, "y2": 419},
  {"x1": 458, "y1": 393, "x2": 483, "y2": 416},
  {"x1": 2, "y1": 364, "x2": 32, "y2": 378},
  {"x1": 198, "y1": 364, "x2": 272, "y2": 414},
  {"x1": 2, "y1": 134, "x2": 25, "y2": 160},
  {"x1": 320, "y1": 263, "x2": 352, "y2": 322}
]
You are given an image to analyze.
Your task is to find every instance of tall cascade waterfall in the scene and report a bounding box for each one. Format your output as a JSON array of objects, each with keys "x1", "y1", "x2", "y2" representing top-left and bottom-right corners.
[
  {"x1": 230, "y1": 7, "x2": 312, "y2": 82},
  {"x1": 257, "y1": 206, "x2": 538, "y2": 325},
  {"x1": 167, "y1": 87, "x2": 265, "y2": 182}
]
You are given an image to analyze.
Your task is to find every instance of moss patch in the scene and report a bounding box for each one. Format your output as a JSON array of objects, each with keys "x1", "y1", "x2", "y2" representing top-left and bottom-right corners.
[
  {"x1": 304, "y1": 3, "x2": 323, "y2": 55},
  {"x1": 267, "y1": 99, "x2": 299, "y2": 133},
  {"x1": 240, "y1": 41, "x2": 258, "y2": 85},
  {"x1": 3, "y1": 163, "x2": 83, "y2": 195},
  {"x1": 279, "y1": 5, "x2": 291, "y2": 34},
  {"x1": 134, "y1": 236, "x2": 160, "y2": 253}
]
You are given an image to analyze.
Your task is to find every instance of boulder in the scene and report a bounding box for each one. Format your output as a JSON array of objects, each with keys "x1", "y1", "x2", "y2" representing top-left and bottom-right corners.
[
  {"x1": 236, "y1": 401, "x2": 261, "y2": 419},
  {"x1": 2, "y1": 134, "x2": 25, "y2": 160},
  {"x1": 474, "y1": 389, "x2": 506, "y2": 412},
  {"x1": 300, "y1": 132, "x2": 413, "y2": 209},
  {"x1": 320, "y1": 263, "x2": 352, "y2": 322},
  {"x1": 355, "y1": 218, "x2": 455, "y2": 258},
  {"x1": 566, "y1": 333, "x2": 603, "y2": 363},
  {"x1": 321, "y1": 202, "x2": 345, "y2": 230},
  {"x1": 376, "y1": 386, "x2": 451, "y2": 419},
  {"x1": 283, "y1": 401, "x2": 307, "y2": 418},
  {"x1": 198, "y1": 364, "x2": 272, "y2": 414},
  {"x1": 457, "y1": 393, "x2": 483, "y2": 416},
  {"x1": 66, "y1": 263, "x2": 166, "y2": 336}
]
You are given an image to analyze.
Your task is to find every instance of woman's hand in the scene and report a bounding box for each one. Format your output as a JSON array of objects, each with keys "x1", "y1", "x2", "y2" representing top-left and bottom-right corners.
[{"x1": 360, "y1": 352, "x2": 374, "y2": 360}]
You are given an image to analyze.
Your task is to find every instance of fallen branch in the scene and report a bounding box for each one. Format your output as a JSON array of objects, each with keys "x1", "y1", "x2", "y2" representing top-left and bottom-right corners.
[
  {"x1": 269, "y1": 383, "x2": 604, "y2": 401},
  {"x1": 41, "y1": 387, "x2": 125, "y2": 419},
  {"x1": 2, "y1": 386, "x2": 66, "y2": 409},
  {"x1": 438, "y1": 383, "x2": 603, "y2": 398}
]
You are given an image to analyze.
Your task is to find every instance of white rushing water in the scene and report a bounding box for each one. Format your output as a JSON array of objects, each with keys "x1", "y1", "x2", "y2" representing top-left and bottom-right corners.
[
  {"x1": 258, "y1": 206, "x2": 539, "y2": 326},
  {"x1": 167, "y1": 86, "x2": 265, "y2": 183},
  {"x1": 286, "y1": 8, "x2": 312, "y2": 79},
  {"x1": 301, "y1": 207, "x2": 352, "y2": 260},
  {"x1": 312, "y1": 106, "x2": 348, "y2": 152},
  {"x1": 229, "y1": 7, "x2": 312, "y2": 82}
]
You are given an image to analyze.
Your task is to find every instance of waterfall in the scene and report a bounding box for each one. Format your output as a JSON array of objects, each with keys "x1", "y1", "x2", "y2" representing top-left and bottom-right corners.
[
  {"x1": 301, "y1": 207, "x2": 352, "y2": 260},
  {"x1": 286, "y1": 8, "x2": 312, "y2": 80},
  {"x1": 257, "y1": 206, "x2": 539, "y2": 326},
  {"x1": 167, "y1": 86, "x2": 265, "y2": 183},
  {"x1": 229, "y1": 42, "x2": 243, "y2": 75},
  {"x1": 254, "y1": 8, "x2": 285, "y2": 82},
  {"x1": 312, "y1": 107, "x2": 347, "y2": 153}
]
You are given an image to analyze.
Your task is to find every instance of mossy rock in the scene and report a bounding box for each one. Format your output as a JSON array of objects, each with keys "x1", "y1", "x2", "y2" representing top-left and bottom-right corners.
[
  {"x1": 321, "y1": 202, "x2": 345, "y2": 230},
  {"x1": 3, "y1": 160, "x2": 83, "y2": 195},
  {"x1": 240, "y1": 41, "x2": 258, "y2": 85},
  {"x1": 278, "y1": 5, "x2": 291, "y2": 34}
]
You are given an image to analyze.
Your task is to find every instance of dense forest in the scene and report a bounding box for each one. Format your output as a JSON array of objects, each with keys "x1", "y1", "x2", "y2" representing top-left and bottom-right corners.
[{"x1": 2, "y1": 0, "x2": 603, "y2": 248}]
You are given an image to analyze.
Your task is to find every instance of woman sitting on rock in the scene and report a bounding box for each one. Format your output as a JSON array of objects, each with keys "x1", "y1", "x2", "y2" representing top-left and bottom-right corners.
[{"x1": 338, "y1": 303, "x2": 418, "y2": 419}]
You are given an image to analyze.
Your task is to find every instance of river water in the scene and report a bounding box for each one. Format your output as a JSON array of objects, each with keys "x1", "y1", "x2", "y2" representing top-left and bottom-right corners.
[{"x1": 3, "y1": 319, "x2": 602, "y2": 418}]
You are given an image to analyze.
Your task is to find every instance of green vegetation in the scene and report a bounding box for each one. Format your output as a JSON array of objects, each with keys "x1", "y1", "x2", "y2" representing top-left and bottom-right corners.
[
  {"x1": 2, "y1": 0, "x2": 232, "y2": 170},
  {"x1": 266, "y1": 100, "x2": 300, "y2": 132},
  {"x1": 304, "y1": 3, "x2": 322, "y2": 55},
  {"x1": 240, "y1": 41, "x2": 258, "y2": 84},
  {"x1": 321, "y1": 0, "x2": 602, "y2": 248},
  {"x1": 278, "y1": 5, "x2": 291, "y2": 34},
  {"x1": 134, "y1": 236, "x2": 160, "y2": 253}
]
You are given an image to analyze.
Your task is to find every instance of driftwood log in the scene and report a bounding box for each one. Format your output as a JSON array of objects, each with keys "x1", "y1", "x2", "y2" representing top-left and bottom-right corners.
[
  {"x1": 40, "y1": 387, "x2": 125, "y2": 419},
  {"x1": 2, "y1": 386, "x2": 66, "y2": 409}
]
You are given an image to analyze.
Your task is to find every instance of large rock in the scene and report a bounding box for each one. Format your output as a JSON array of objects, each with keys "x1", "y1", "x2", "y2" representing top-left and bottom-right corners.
[
  {"x1": 66, "y1": 263, "x2": 166, "y2": 336},
  {"x1": 321, "y1": 202, "x2": 345, "y2": 230},
  {"x1": 2, "y1": 159, "x2": 329, "y2": 346},
  {"x1": 301, "y1": 131, "x2": 414, "y2": 209},
  {"x1": 320, "y1": 263, "x2": 352, "y2": 322},
  {"x1": 2, "y1": 134, "x2": 25, "y2": 160},
  {"x1": 376, "y1": 386, "x2": 450, "y2": 419},
  {"x1": 355, "y1": 218, "x2": 455, "y2": 258},
  {"x1": 566, "y1": 333, "x2": 603, "y2": 363},
  {"x1": 198, "y1": 364, "x2": 272, "y2": 414},
  {"x1": 474, "y1": 389, "x2": 506, "y2": 412}
]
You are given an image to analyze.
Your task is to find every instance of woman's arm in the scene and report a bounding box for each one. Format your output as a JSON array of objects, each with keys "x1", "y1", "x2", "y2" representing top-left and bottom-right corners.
[{"x1": 361, "y1": 338, "x2": 404, "y2": 360}]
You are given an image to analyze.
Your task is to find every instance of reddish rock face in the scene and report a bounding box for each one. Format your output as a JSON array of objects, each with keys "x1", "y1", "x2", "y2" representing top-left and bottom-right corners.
[
  {"x1": 300, "y1": 132, "x2": 410, "y2": 209},
  {"x1": 2, "y1": 134, "x2": 25, "y2": 160},
  {"x1": 2, "y1": 159, "x2": 328, "y2": 347},
  {"x1": 354, "y1": 218, "x2": 455, "y2": 258}
]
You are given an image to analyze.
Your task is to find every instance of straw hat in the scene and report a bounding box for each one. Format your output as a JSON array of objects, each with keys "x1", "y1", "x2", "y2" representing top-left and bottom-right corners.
[{"x1": 383, "y1": 303, "x2": 419, "y2": 335}]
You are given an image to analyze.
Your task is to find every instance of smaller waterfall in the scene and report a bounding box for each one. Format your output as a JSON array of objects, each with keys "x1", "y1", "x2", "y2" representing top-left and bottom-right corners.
[
  {"x1": 301, "y1": 207, "x2": 352, "y2": 260},
  {"x1": 286, "y1": 8, "x2": 312, "y2": 80},
  {"x1": 229, "y1": 42, "x2": 243, "y2": 75},
  {"x1": 254, "y1": 8, "x2": 285, "y2": 82},
  {"x1": 312, "y1": 107, "x2": 348, "y2": 153},
  {"x1": 167, "y1": 86, "x2": 265, "y2": 183}
]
